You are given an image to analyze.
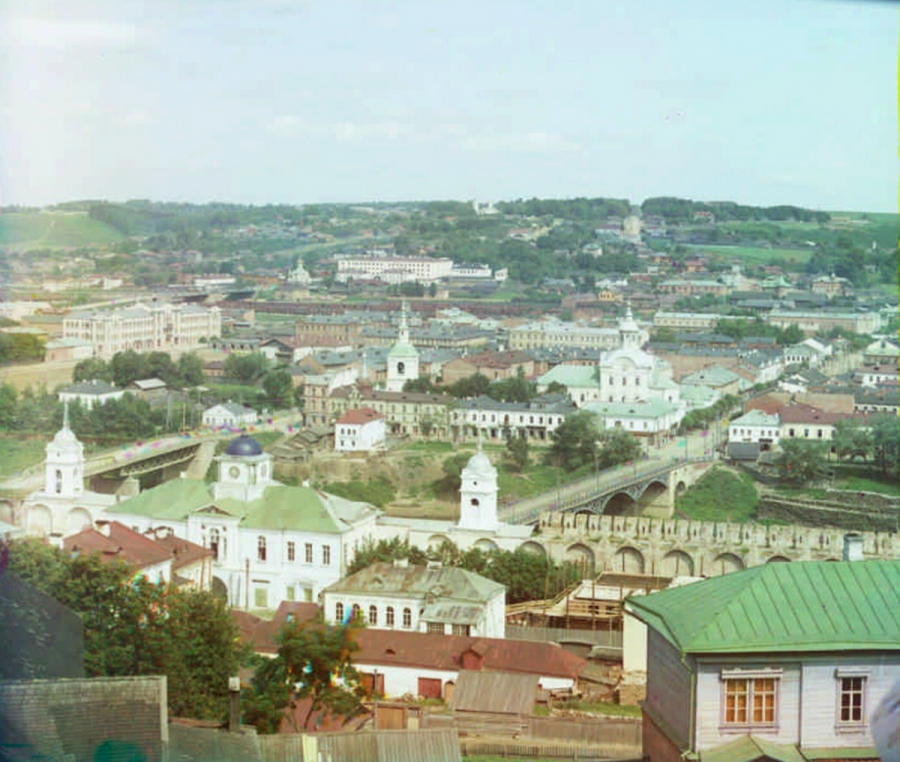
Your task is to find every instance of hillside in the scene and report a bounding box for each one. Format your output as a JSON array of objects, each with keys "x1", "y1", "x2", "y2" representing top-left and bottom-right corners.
[{"x1": 0, "y1": 211, "x2": 126, "y2": 250}]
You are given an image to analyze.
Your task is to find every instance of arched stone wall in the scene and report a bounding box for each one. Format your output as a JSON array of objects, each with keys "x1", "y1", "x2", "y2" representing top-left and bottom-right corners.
[
  {"x1": 610, "y1": 546, "x2": 645, "y2": 574},
  {"x1": 564, "y1": 543, "x2": 595, "y2": 575},
  {"x1": 473, "y1": 538, "x2": 498, "y2": 553},
  {"x1": 26, "y1": 504, "x2": 52, "y2": 536},
  {"x1": 659, "y1": 549, "x2": 694, "y2": 577},
  {"x1": 518, "y1": 540, "x2": 546, "y2": 557},
  {"x1": 711, "y1": 552, "x2": 744, "y2": 576},
  {"x1": 66, "y1": 507, "x2": 93, "y2": 535}
]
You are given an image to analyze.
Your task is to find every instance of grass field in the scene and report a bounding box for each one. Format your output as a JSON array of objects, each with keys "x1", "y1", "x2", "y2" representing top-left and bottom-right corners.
[
  {"x1": 0, "y1": 211, "x2": 125, "y2": 249},
  {"x1": 0, "y1": 437, "x2": 47, "y2": 478}
]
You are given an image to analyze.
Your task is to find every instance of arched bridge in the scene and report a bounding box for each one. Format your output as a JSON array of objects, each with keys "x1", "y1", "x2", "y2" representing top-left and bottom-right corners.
[{"x1": 498, "y1": 458, "x2": 712, "y2": 525}]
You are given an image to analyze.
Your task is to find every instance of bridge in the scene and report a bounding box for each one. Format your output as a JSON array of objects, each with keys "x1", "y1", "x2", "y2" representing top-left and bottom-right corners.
[{"x1": 499, "y1": 457, "x2": 713, "y2": 526}]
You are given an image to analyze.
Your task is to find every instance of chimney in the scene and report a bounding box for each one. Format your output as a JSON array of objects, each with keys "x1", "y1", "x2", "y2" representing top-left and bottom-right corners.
[{"x1": 843, "y1": 533, "x2": 864, "y2": 562}]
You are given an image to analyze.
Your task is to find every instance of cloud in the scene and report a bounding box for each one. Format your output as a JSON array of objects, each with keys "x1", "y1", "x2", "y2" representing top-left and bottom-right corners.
[
  {"x1": 460, "y1": 132, "x2": 580, "y2": 153},
  {"x1": 6, "y1": 18, "x2": 140, "y2": 48}
]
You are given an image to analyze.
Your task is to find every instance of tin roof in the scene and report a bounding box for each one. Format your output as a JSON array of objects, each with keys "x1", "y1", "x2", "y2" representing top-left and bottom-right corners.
[
  {"x1": 450, "y1": 670, "x2": 538, "y2": 715},
  {"x1": 626, "y1": 561, "x2": 900, "y2": 655}
]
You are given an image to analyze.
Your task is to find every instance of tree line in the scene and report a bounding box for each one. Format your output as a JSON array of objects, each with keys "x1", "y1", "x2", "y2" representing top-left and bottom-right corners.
[
  {"x1": 641, "y1": 197, "x2": 830, "y2": 225},
  {"x1": 73, "y1": 350, "x2": 205, "y2": 389}
]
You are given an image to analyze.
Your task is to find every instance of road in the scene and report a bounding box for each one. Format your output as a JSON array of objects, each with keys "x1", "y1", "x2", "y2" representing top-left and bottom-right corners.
[{"x1": 499, "y1": 428, "x2": 719, "y2": 524}]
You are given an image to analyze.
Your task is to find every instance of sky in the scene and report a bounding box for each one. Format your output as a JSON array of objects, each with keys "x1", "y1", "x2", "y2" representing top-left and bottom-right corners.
[{"x1": 1, "y1": 0, "x2": 897, "y2": 212}]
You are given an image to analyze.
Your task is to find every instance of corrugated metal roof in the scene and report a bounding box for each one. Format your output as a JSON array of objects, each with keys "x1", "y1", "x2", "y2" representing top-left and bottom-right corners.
[
  {"x1": 450, "y1": 670, "x2": 537, "y2": 715},
  {"x1": 699, "y1": 735, "x2": 806, "y2": 762},
  {"x1": 626, "y1": 561, "x2": 900, "y2": 655}
]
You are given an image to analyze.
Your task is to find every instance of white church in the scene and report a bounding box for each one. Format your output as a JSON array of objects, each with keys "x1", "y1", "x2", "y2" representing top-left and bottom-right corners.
[{"x1": 385, "y1": 301, "x2": 419, "y2": 392}]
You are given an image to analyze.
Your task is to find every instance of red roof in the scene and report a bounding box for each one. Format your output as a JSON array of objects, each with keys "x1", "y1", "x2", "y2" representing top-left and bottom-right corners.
[
  {"x1": 745, "y1": 392, "x2": 791, "y2": 415},
  {"x1": 63, "y1": 521, "x2": 173, "y2": 570},
  {"x1": 336, "y1": 407, "x2": 383, "y2": 425},
  {"x1": 779, "y1": 402, "x2": 859, "y2": 425},
  {"x1": 150, "y1": 531, "x2": 212, "y2": 572},
  {"x1": 235, "y1": 609, "x2": 589, "y2": 681}
]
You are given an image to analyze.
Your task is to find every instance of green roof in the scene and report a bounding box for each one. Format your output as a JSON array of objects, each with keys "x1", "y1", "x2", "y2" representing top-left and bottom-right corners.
[
  {"x1": 699, "y1": 735, "x2": 806, "y2": 762},
  {"x1": 626, "y1": 561, "x2": 900, "y2": 655},
  {"x1": 388, "y1": 341, "x2": 419, "y2": 358},
  {"x1": 110, "y1": 479, "x2": 376, "y2": 534},
  {"x1": 583, "y1": 399, "x2": 679, "y2": 418},
  {"x1": 324, "y1": 561, "x2": 505, "y2": 602},
  {"x1": 537, "y1": 365, "x2": 598, "y2": 388}
]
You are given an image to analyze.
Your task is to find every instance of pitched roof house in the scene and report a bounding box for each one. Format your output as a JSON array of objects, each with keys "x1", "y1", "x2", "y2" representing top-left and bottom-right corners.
[{"x1": 625, "y1": 560, "x2": 900, "y2": 762}]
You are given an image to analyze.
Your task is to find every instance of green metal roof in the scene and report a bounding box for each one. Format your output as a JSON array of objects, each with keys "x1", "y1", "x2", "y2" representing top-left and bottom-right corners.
[
  {"x1": 699, "y1": 735, "x2": 806, "y2": 762},
  {"x1": 626, "y1": 561, "x2": 900, "y2": 655},
  {"x1": 109, "y1": 479, "x2": 376, "y2": 534},
  {"x1": 324, "y1": 561, "x2": 505, "y2": 602},
  {"x1": 537, "y1": 365, "x2": 598, "y2": 388},
  {"x1": 388, "y1": 341, "x2": 419, "y2": 358}
]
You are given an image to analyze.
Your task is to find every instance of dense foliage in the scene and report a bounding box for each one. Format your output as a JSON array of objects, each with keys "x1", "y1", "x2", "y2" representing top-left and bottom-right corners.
[
  {"x1": 5, "y1": 538, "x2": 245, "y2": 720},
  {"x1": 242, "y1": 618, "x2": 366, "y2": 733},
  {"x1": 73, "y1": 350, "x2": 205, "y2": 389}
]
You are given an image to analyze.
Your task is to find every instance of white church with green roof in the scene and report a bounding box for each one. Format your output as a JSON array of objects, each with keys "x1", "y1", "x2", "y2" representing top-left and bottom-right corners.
[
  {"x1": 104, "y1": 434, "x2": 382, "y2": 609},
  {"x1": 536, "y1": 306, "x2": 686, "y2": 443}
]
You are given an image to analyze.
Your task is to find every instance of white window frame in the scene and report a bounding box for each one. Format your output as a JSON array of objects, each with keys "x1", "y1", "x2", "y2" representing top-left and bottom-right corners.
[
  {"x1": 720, "y1": 669, "x2": 782, "y2": 732},
  {"x1": 835, "y1": 669, "x2": 870, "y2": 732}
]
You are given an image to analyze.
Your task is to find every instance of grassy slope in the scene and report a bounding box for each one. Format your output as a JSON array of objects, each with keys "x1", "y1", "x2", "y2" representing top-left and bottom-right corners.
[
  {"x1": 0, "y1": 211, "x2": 125, "y2": 249},
  {"x1": 675, "y1": 466, "x2": 759, "y2": 523}
]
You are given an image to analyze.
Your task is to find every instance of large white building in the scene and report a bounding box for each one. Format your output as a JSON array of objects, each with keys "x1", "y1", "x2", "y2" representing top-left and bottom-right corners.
[
  {"x1": 103, "y1": 434, "x2": 381, "y2": 609},
  {"x1": 509, "y1": 319, "x2": 630, "y2": 351},
  {"x1": 334, "y1": 255, "x2": 454, "y2": 284},
  {"x1": 63, "y1": 301, "x2": 221, "y2": 359}
]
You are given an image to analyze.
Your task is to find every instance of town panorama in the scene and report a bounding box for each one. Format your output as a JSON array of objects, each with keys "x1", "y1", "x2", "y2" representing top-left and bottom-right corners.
[{"x1": 0, "y1": 196, "x2": 897, "y2": 762}]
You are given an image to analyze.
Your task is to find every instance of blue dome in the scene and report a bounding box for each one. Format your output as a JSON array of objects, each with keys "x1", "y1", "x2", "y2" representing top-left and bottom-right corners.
[{"x1": 225, "y1": 434, "x2": 263, "y2": 457}]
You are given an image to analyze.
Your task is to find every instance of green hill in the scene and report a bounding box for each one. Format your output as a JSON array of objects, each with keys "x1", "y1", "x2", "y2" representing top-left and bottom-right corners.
[{"x1": 0, "y1": 211, "x2": 126, "y2": 250}]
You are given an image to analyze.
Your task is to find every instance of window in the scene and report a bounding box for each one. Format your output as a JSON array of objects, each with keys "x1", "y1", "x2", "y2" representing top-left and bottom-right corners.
[
  {"x1": 254, "y1": 587, "x2": 267, "y2": 608},
  {"x1": 452, "y1": 623, "x2": 471, "y2": 636},
  {"x1": 386, "y1": 606, "x2": 395, "y2": 627},
  {"x1": 322, "y1": 545, "x2": 331, "y2": 565},
  {"x1": 257, "y1": 536, "x2": 266, "y2": 562},
  {"x1": 351, "y1": 603, "x2": 361, "y2": 621},
  {"x1": 335, "y1": 602, "x2": 344, "y2": 622},
  {"x1": 402, "y1": 607, "x2": 412, "y2": 628},
  {"x1": 287, "y1": 541, "x2": 295, "y2": 562},
  {"x1": 426, "y1": 622, "x2": 444, "y2": 634},
  {"x1": 305, "y1": 542, "x2": 313, "y2": 563},
  {"x1": 286, "y1": 585, "x2": 295, "y2": 601},
  {"x1": 368, "y1": 605, "x2": 378, "y2": 625},
  {"x1": 723, "y1": 676, "x2": 778, "y2": 727},
  {"x1": 838, "y1": 676, "x2": 867, "y2": 726},
  {"x1": 209, "y1": 527, "x2": 220, "y2": 560}
]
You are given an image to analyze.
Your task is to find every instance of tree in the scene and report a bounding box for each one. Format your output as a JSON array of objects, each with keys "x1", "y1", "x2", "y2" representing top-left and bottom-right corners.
[
  {"x1": 224, "y1": 352, "x2": 270, "y2": 383},
  {"x1": 488, "y1": 367, "x2": 536, "y2": 403},
  {"x1": 545, "y1": 411, "x2": 599, "y2": 472},
  {"x1": 505, "y1": 435, "x2": 529, "y2": 471},
  {"x1": 243, "y1": 620, "x2": 366, "y2": 733},
  {"x1": 293, "y1": 383, "x2": 305, "y2": 408},
  {"x1": 832, "y1": 418, "x2": 871, "y2": 463},
  {"x1": 72, "y1": 357, "x2": 113, "y2": 383},
  {"x1": 870, "y1": 414, "x2": 899, "y2": 478},
  {"x1": 596, "y1": 427, "x2": 642, "y2": 469},
  {"x1": 777, "y1": 323, "x2": 805, "y2": 346},
  {"x1": 110, "y1": 349, "x2": 147, "y2": 387},
  {"x1": 262, "y1": 369, "x2": 293, "y2": 410},
  {"x1": 439, "y1": 451, "x2": 474, "y2": 495},
  {"x1": 6, "y1": 538, "x2": 245, "y2": 720},
  {"x1": 177, "y1": 352, "x2": 205, "y2": 387},
  {"x1": 0, "y1": 382, "x2": 18, "y2": 428},
  {"x1": 777, "y1": 439, "x2": 829, "y2": 484},
  {"x1": 447, "y1": 373, "x2": 491, "y2": 399}
]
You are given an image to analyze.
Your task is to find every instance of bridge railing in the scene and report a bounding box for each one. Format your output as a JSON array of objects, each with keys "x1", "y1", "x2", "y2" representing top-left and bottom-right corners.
[{"x1": 502, "y1": 456, "x2": 711, "y2": 524}]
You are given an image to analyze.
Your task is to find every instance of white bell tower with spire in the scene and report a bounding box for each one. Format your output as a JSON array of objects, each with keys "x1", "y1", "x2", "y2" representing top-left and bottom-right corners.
[
  {"x1": 386, "y1": 300, "x2": 419, "y2": 392},
  {"x1": 458, "y1": 424, "x2": 499, "y2": 531},
  {"x1": 44, "y1": 401, "x2": 85, "y2": 498}
]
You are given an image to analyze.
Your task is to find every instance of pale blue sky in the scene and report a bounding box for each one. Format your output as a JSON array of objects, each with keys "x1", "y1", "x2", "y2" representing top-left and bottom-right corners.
[{"x1": 1, "y1": 0, "x2": 896, "y2": 211}]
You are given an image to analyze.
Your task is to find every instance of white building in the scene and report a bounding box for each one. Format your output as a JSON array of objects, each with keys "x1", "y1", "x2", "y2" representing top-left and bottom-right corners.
[
  {"x1": 335, "y1": 407, "x2": 386, "y2": 453},
  {"x1": 202, "y1": 402, "x2": 258, "y2": 429},
  {"x1": 63, "y1": 301, "x2": 221, "y2": 360},
  {"x1": 509, "y1": 319, "x2": 627, "y2": 351},
  {"x1": 103, "y1": 434, "x2": 382, "y2": 609},
  {"x1": 19, "y1": 408, "x2": 117, "y2": 538},
  {"x1": 58, "y1": 380, "x2": 125, "y2": 410},
  {"x1": 321, "y1": 560, "x2": 506, "y2": 638},
  {"x1": 727, "y1": 410, "x2": 781, "y2": 447},
  {"x1": 334, "y1": 255, "x2": 453, "y2": 284}
]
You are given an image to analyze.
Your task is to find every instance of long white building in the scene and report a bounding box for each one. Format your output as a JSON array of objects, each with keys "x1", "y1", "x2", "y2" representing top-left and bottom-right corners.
[
  {"x1": 63, "y1": 301, "x2": 221, "y2": 359},
  {"x1": 334, "y1": 254, "x2": 454, "y2": 284}
]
